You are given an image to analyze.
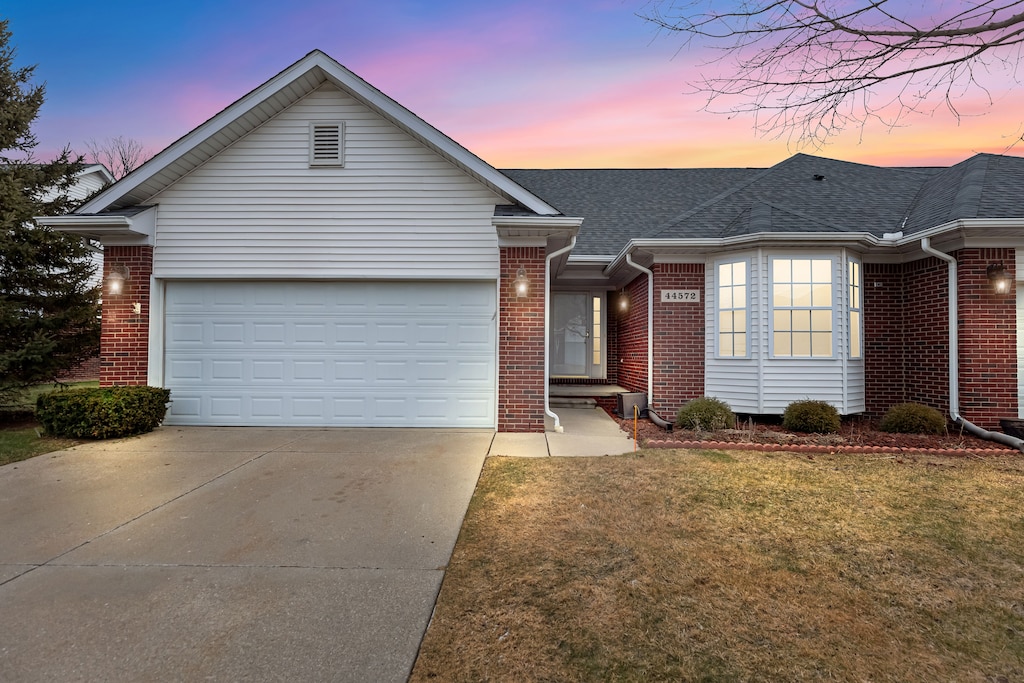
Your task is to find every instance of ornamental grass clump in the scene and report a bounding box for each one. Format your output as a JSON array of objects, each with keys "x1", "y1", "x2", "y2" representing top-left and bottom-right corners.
[
  {"x1": 676, "y1": 396, "x2": 735, "y2": 431},
  {"x1": 879, "y1": 402, "x2": 947, "y2": 435},
  {"x1": 782, "y1": 399, "x2": 841, "y2": 434},
  {"x1": 36, "y1": 386, "x2": 170, "y2": 439}
]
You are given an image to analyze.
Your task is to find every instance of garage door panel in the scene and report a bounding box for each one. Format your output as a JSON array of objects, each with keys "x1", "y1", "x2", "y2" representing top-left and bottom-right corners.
[
  {"x1": 163, "y1": 281, "x2": 496, "y2": 427},
  {"x1": 165, "y1": 390, "x2": 495, "y2": 427}
]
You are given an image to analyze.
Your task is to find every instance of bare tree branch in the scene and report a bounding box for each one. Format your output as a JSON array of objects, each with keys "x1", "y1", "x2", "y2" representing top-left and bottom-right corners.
[
  {"x1": 640, "y1": 0, "x2": 1024, "y2": 146},
  {"x1": 84, "y1": 136, "x2": 153, "y2": 179}
]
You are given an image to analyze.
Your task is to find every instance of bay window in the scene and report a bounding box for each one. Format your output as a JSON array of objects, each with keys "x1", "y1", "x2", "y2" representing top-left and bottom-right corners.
[
  {"x1": 771, "y1": 257, "x2": 833, "y2": 358},
  {"x1": 717, "y1": 260, "x2": 748, "y2": 357},
  {"x1": 849, "y1": 260, "x2": 862, "y2": 359}
]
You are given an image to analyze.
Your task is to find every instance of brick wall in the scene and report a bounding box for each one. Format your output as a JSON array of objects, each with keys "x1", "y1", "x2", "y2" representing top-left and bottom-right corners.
[
  {"x1": 901, "y1": 256, "x2": 951, "y2": 414},
  {"x1": 956, "y1": 248, "x2": 1017, "y2": 429},
  {"x1": 605, "y1": 291, "x2": 619, "y2": 385},
  {"x1": 865, "y1": 250, "x2": 1017, "y2": 430},
  {"x1": 652, "y1": 263, "x2": 705, "y2": 416},
  {"x1": 864, "y1": 263, "x2": 907, "y2": 416},
  {"x1": 498, "y1": 247, "x2": 546, "y2": 432},
  {"x1": 613, "y1": 264, "x2": 706, "y2": 416},
  {"x1": 56, "y1": 355, "x2": 101, "y2": 382},
  {"x1": 100, "y1": 246, "x2": 153, "y2": 387},
  {"x1": 614, "y1": 274, "x2": 649, "y2": 397}
]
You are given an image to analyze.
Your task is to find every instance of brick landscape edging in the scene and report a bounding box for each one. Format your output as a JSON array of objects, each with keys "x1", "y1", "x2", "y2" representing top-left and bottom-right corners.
[{"x1": 645, "y1": 439, "x2": 1017, "y2": 457}]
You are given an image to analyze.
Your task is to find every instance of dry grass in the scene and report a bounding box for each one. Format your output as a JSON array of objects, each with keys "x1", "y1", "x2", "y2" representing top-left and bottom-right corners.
[{"x1": 412, "y1": 449, "x2": 1024, "y2": 682}]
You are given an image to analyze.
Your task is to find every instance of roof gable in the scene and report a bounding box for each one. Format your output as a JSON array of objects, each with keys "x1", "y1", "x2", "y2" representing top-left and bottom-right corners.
[{"x1": 78, "y1": 50, "x2": 558, "y2": 216}]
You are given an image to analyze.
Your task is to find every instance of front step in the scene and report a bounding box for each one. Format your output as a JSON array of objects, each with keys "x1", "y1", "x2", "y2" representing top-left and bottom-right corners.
[{"x1": 550, "y1": 397, "x2": 597, "y2": 409}]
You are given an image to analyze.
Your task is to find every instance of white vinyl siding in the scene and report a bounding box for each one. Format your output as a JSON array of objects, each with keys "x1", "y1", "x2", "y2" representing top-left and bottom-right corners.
[
  {"x1": 148, "y1": 84, "x2": 505, "y2": 280},
  {"x1": 68, "y1": 170, "x2": 110, "y2": 201},
  {"x1": 163, "y1": 280, "x2": 496, "y2": 427},
  {"x1": 706, "y1": 249, "x2": 865, "y2": 415}
]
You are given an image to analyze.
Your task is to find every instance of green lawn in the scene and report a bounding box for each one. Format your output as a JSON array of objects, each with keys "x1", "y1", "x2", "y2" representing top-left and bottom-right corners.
[
  {"x1": 0, "y1": 381, "x2": 97, "y2": 466},
  {"x1": 0, "y1": 426, "x2": 81, "y2": 466}
]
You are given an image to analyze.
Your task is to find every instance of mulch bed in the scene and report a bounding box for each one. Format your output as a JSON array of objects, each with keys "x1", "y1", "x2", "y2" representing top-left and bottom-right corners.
[{"x1": 613, "y1": 411, "x2": 1021, "y2": 456}]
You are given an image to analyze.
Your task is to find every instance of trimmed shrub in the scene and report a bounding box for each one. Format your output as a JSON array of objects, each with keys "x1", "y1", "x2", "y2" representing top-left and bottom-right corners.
[
  {"x1": 36, "y1": 386, "x2": 171, "y2": 439},
  {"x1": 782, "y1": 400, "x2": 841, "y2": 434},
  {"x1": 879, "y1": 402, "x2": 947, "y2": 435},
  {"x1": 676, "y1": 396, "x2": 735, "y2": 431}
]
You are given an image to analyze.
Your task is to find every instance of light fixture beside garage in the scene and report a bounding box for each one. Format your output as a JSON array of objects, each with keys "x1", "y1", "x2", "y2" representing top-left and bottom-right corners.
[
  {"x1": 105, "y1": 264, "x2": 130, "y2": 295},
  {"x1": 987, "y1": 263, "x2": 1012, "y2": 294},
  {"x1": 514, "y1": 267, "x2": 530, "y2": 297}
]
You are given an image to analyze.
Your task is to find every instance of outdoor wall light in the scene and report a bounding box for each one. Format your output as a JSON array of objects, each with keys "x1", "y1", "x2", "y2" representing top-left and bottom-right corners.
[
  {"x1": 616, "y1": 290, "x2": 630, "y2": 315},
  {"x1": 105, "y1": 264, "x2": 130, "y2": 295},
  {"x1": 514, "y1": 267, "x2": 530, "y2": 298},
  {"x1": 987, "y1": 263, "x2": 1012, "y2": 294}
]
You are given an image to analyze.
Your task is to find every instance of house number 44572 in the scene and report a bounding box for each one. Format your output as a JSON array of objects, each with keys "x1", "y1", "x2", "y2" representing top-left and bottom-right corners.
[{"x1": 661, "y1": 290, "x2": 700, "y2": 303}]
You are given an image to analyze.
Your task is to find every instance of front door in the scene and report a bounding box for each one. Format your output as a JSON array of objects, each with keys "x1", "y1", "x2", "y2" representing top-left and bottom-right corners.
[{"x1": 550, "y1": 291, "x2": 604, "y2": 378}]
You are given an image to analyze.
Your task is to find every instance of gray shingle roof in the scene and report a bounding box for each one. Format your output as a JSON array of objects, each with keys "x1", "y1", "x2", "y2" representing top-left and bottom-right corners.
[
  {"x1": 502, "y1": 168, "x2": 762, "y2": 255},
  {"x1": 501, "y1": 153, "x2": 1024, "y2": 256},
  {"x1": 904, "y1": 153, "x2": 1024, "y2": 232},
  {"x1": 653, "y1": 154, "x2": 935, "y2": 240}
]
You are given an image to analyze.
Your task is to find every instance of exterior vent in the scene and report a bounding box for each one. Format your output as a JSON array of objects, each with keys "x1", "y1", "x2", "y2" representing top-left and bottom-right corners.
[{"x1": 309, "y1": 122, "x2": 344, "y2": 167}]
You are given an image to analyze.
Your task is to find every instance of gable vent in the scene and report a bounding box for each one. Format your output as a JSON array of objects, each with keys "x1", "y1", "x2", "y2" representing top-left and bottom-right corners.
[{"x1": 309, "y1": 122, "x2": 344, "y2": 167}]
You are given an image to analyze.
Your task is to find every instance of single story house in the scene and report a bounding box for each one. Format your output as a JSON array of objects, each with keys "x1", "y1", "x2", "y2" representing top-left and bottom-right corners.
[{"x1": 39, "y1": 50, "x2": 1024, "y2": 433}]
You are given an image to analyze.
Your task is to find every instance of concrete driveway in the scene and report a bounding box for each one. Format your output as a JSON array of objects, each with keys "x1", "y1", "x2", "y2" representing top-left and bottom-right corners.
[{"x1": 0, "y1": 427, "x2": 491, "y2": 682}]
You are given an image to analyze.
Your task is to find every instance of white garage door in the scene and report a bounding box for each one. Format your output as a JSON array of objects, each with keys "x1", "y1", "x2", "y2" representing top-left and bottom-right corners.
[{"x1": 163, "y1": 281, "x2": 496, "y2": 427}]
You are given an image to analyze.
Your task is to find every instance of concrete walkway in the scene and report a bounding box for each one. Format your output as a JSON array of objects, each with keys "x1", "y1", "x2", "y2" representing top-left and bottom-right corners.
[
  {"x1": 0, "y1": 428, "x2": 490, "y2": 682},
  {"x1": 488, "y1": 406, "x2": 637, "y2": 457}
]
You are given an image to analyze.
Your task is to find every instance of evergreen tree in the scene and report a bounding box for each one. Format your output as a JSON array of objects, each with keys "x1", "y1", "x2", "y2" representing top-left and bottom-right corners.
[{"x1": 0, "y1": 19, "x2": 100, "y2": 404}]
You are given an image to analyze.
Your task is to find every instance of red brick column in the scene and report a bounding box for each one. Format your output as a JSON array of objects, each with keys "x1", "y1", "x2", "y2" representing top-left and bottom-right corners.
[
  {"x1": 863, "y1": 263, "x2": 907, "y2": 417},
  {"x1": 899, "y1": 256, "x2": 950, "y2": 416},
  {"x1": 498, "y1": 247, "x2": 546, "y2": 432},
  {"x1": 100, "y1": 246, "x2": 153, "y2": 387},
  {"x1": 615, "y1": 275, "x2": 649, "y2": 397},
  {"x1": 652, "y1": 263, "x2": 705, "y2": 416},
  {"x1": 957, "y1": 248, "x2": 1017, "y2": 429}
]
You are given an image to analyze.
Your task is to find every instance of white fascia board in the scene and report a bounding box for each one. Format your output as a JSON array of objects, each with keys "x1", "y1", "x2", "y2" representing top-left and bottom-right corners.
[
  {"x1": 604, "y1": 233, "x2": 887, "y2": 275},
  {"x1": 77, "y1": 50, "x2": 561, "y2": 217},
  {"x1": 566, "y1": 254, "x2": 614, "y2": 266},
  {"x1": 37, "y1": 207, "x2": 156, "y2": 245},
  {"x1": 492, "y1": 215, "x2": 583, "y2": 230},
  {"x1": 895, "y1": 218, "x2": 1024, "y2": 247},
  {"x1": 493, "y1": 215, "x2": 583, "y2": 242},
  {"x1": 498, "y1": 236, "x2": 547, "y2": 248},
  {"x1": 35, "y1": 214, "x2": 132, "y2": 231}
]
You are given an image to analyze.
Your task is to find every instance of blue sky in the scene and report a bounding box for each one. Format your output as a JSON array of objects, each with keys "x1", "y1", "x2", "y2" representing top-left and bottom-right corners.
[{"x1": 7, "y1": 1, "x2": 1024, "y2": 168}]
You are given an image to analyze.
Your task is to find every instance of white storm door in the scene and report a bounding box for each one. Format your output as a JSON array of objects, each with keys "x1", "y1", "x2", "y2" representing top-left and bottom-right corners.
[{"x1": 550, "y1": 292, "x2": 604, "y2": 378}]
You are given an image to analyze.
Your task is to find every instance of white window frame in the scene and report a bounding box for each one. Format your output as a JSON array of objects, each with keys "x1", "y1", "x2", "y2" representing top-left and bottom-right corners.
[
  {"x1": 770, "y1": 256, "x2": 835, "y2": 359},
  {"x1": 715, "y1": 258, "x2": 750, "y2": 359},
  {"x1": 848, "y1": 258, "x2": 863, "y2": 359}
]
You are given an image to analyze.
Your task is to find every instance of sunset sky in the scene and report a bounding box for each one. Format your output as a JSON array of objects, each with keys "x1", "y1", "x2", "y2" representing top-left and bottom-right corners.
[{"x1": 7, "y1": 0, "x2": 1024, "y2": 169}]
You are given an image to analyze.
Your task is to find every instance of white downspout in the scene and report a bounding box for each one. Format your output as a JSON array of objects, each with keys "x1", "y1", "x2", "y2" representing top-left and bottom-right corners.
[
  {"x1": 920, "y1": 237, "x2": 1024, "y2": 450},
  {"x1": 624, "y1": 252, "x2": 654, "y2": 408},
  {"x1": 544, "y1": 236, "x2": 577, "y2": 432}
]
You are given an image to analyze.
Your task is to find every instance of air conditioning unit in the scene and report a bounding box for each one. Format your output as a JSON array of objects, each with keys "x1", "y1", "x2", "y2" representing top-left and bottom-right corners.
[{"x1": 616, "y1": 392, "x2": 648, "y2": 418}]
